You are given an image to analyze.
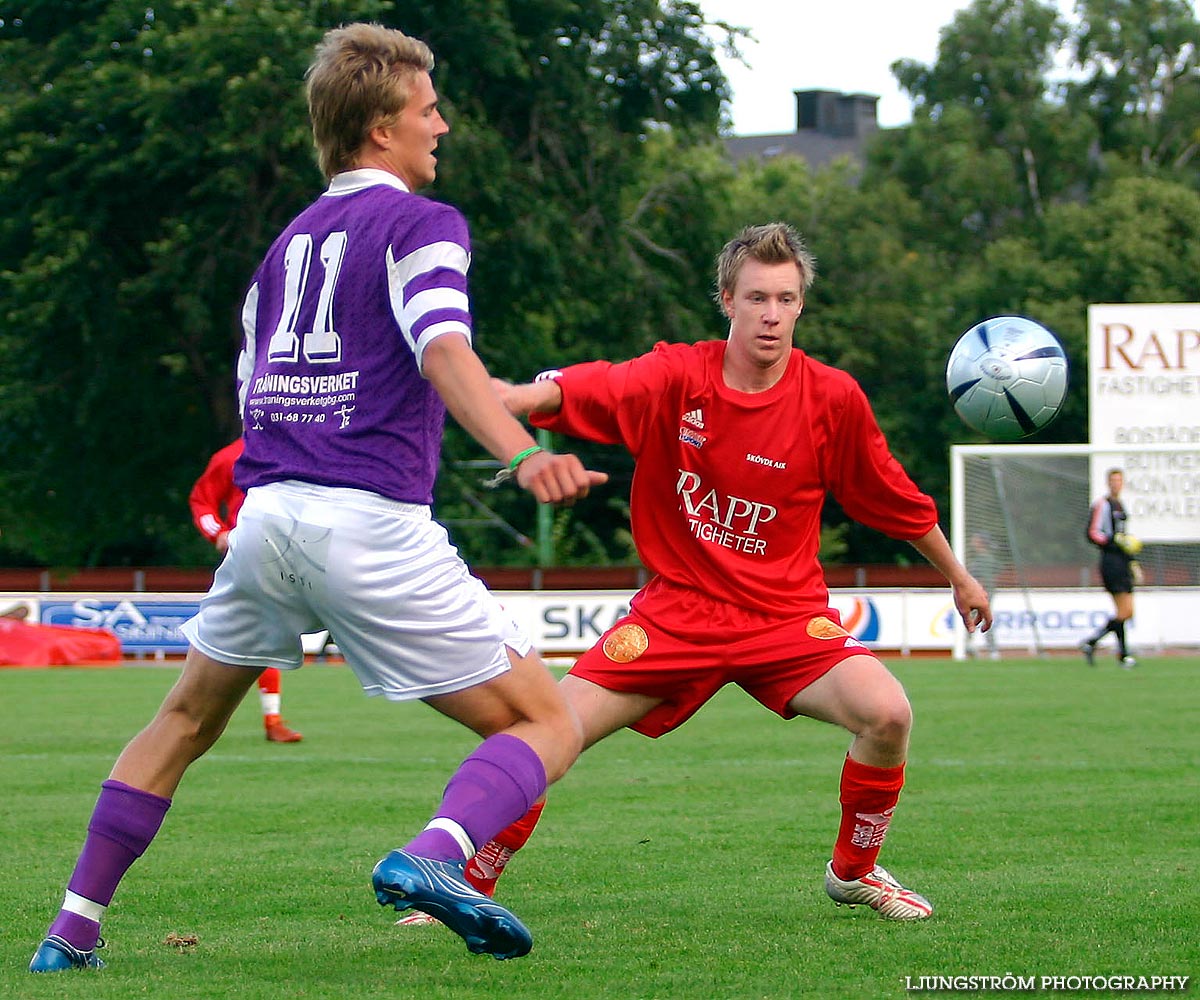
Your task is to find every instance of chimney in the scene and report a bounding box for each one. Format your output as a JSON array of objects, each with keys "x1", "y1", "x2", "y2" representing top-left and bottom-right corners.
[{"x1": 794, "y1": 90, "x2": 879, "y2": 138}]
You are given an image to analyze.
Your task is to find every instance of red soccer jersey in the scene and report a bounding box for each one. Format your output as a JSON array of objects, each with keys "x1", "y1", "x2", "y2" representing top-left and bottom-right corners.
[
  {"x1": 531, "y1": 340, "x2": 939, "y2": 616},
  {"x1": 188, "y1": 440, "x2": 246, "y2": 543}
]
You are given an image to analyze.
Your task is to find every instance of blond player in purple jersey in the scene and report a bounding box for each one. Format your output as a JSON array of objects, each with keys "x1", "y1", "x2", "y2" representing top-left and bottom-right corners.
[{"x1": 30, "y1": 23, "x2": 605, "y2": 972}]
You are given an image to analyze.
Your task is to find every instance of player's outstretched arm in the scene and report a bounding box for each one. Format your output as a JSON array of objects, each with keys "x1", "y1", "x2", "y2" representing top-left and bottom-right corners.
[
  {"x1": 908, "y1": 526, "x2": 993, "y2": 633},
  {"x1": 491, "y1": 376, "x2": 563, "y2": 418},
  {"x1": 423, "y1": 336, "x2": 605, "y2": 505}
]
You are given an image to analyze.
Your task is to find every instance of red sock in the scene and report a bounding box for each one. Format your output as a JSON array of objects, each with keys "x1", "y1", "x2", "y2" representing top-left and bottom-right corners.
[
  {"x1": 464, "y1": 801, "x2": 545, "y2": 897},
  {"x1": 259, "y1": 667, "x2": 282, "y2": 727},
  {"x1": 831, "y1": 755, "x2": 905, "y2": 881}
]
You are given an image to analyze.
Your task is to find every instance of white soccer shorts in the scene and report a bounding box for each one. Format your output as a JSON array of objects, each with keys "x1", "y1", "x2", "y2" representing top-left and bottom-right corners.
[{"x1": 180, "y1": 480, "x2": 531, "y2": 700}]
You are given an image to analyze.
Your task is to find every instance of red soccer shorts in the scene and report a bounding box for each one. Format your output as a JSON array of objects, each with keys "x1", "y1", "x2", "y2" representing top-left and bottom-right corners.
[{"x1": 568, "y1": 577, "x2": 878, "y2": 738}]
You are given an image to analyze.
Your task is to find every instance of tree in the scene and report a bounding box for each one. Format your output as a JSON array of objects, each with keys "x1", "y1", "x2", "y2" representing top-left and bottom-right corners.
[
  {"x1": 0, "y1": 0, "x2": 340, "y2": 564},
  {"x1": 1068, "y1": 0, "x2": 1200, "y2": 175},
  {"x1": 0, "y1": 0, "x2": 731, "y2": 566},
  {"x1": 865, "y1": 105, "x2": 1031, "y2": 254},
  {"x1": 892, "y1": 0, "x2": 1095, "y2": 220},
  {"x1": 1042, "y1": 175, "x2": 1200, "y2": 302}
]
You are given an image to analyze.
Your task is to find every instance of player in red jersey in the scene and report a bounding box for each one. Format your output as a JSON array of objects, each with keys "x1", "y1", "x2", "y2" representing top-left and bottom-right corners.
[
  {"x1": 463, "y1": 222, "x2": 992, "y2": 920},
  {"x1": 189, "y1": 440, "x2": 303, "y2": 743}
]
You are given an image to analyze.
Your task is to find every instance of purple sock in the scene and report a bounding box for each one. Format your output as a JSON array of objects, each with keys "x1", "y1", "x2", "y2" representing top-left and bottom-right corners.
[
  {"x1": 405, "y1": 733, "x2": 546, "y2": 862},
  {"x1": 47, "y1": 780, "x2": 171, "y2": 949}
]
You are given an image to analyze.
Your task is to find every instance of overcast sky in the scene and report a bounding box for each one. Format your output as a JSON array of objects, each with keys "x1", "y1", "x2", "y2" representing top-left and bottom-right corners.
[{"x1": 698, "y1": 0, "x2": 1195, "y2": 135}]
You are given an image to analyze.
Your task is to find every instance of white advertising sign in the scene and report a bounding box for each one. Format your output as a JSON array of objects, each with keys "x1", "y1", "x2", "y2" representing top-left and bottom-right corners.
[
  {"x1": 501, "y1": 589, "x2": 1015, "y2": 654},
  {"x1": 495, "y1": 588, "x2": 1200, "y2": 655},
  {"x1": 1087, "y1": 303, "x2": 1200, "y2": 541},
  {"x1": 953, "y1": 587, "x2": 1200, "y2": 652},
  {"x1": 6, "y1": 588, "x2": 1199, "y2": 659}
]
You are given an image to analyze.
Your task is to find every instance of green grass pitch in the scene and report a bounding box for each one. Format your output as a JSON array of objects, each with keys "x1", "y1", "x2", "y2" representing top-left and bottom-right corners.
[{"x1": 4, "y1": 654, "x2": 1197, "y2": 999}]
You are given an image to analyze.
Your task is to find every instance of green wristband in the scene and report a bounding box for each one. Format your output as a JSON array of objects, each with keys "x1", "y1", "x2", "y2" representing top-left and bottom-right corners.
[
  {"x1": 507, "y1": 445, "x2": 544, "y2": 471},
  {"x1": 483, "y1": 445, "x2": 545, "y2": 489}
]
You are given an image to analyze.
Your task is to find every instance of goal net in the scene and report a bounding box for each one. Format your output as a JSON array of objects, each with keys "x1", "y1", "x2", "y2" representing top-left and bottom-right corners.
[{"x1": 949, "y1": 443, "x2": 1200, "y2": 658}]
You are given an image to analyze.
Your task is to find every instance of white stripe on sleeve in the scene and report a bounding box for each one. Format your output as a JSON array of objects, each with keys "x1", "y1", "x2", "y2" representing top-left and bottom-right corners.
[
  {"x1": 413, "y1": 321, "x2": 472, "y2": 372},
  {"x1": 402, "y1": 286, "x2": 470, "y2": 330},
  {"x1": 237, "y1": 281, "x2": 260, "y2": 419}
]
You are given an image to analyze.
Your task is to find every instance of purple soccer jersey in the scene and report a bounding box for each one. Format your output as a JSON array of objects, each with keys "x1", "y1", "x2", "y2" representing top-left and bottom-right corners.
[{"x1": 234, "y1": 169, "x2": 472, "y2": 504}]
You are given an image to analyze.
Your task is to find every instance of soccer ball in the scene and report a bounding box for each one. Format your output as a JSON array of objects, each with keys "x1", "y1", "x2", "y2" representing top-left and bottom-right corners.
[{"x1": 946, "y1": 316, "x2": 1068, "y2": 440}]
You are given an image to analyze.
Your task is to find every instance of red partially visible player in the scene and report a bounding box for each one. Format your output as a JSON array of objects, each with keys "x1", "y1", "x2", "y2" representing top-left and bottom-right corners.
[
  {"x1": 454, "y1": 223, "x2": 992, "y2": 920},
  {"x1": 189, "y1": 440, "x2": 303, "y2": 743}
]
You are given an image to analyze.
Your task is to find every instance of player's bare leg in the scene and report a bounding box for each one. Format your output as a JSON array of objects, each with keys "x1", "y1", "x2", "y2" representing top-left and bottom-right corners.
[
  {"x1": 558, "y1": 675, "x2": 662, "y2": 750},
  {"x1": 788, "y1": 653, "x2": 932, "y2": 919},
  {"x1": 790, "y1": 653, "x2": 910, "y2": 767},
  {"x1": 110, "y1": 652, "x2": 263, "y2": 794}
]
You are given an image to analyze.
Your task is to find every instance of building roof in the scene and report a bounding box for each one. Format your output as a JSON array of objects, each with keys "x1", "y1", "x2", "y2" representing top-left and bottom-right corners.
[{"x1": 725, "y1": 89, "x2": 884, "y2": 169}]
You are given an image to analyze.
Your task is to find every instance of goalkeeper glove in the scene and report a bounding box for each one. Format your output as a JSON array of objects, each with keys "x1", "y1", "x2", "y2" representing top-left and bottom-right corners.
[{"x1": 1113, "y1": 531, "x2": 1143, "y2": 556}]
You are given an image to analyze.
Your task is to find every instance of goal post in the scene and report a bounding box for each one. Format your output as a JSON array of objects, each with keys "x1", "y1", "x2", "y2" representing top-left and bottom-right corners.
[{"x1": 949, "y1": 442, "x2": 1200, "y2": 659}]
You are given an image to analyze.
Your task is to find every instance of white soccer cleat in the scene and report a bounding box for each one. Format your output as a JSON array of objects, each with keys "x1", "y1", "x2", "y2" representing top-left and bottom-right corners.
[{"x1": 824, "y1": 861, "x2": 933, "y2": 920}]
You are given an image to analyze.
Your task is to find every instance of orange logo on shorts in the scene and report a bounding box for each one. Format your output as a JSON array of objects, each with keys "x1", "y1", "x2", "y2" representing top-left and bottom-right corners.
[
  {"x1": 807, "y1": 616, "x2": 849, "y2": 640},
  {"x1": 603, "y1": 624, "x2": 649, "y2": 662}
]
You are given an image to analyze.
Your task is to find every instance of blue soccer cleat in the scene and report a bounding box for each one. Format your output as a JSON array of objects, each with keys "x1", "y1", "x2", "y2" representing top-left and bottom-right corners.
[
  {"x1": 29, "y1": 935, "x2": 106, "y2": 972},
  {"x1": 372, "y1": 849, "x2": 532, "y2": 960}
]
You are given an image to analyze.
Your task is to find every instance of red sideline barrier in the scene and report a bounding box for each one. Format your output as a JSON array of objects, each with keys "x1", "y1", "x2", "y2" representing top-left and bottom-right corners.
[{"x1": 0, "y1": 619, "x2": 122, "y2": 668}]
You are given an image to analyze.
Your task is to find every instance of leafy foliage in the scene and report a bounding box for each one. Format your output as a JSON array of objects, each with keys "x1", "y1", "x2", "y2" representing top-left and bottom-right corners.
[
  {"x1": 1069, "y1": 0, "x2": 1200, "y2": 172},
  {"x1": 0, "y1": 0, "x2": 727, "y2": 565},
  {"x1": 0, "y1": 0, "x2": 336, "y2": 563},
  {"x1": 1, "y1": 0, "x2": 1198, "y2": 568}
]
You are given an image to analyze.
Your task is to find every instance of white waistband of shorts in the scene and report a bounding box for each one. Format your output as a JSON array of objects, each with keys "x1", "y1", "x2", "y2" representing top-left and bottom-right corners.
[{"x1": 248, "y1": 480, "x2": 432, "y2": 519}]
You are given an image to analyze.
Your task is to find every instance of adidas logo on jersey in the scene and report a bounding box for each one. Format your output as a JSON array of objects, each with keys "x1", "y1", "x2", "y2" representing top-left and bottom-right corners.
[{"x1": 682, "y1": 408, "x2": 705, "y2": 430}]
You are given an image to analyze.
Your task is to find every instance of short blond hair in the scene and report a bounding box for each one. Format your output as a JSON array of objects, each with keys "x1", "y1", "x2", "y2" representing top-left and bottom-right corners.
[
  {"x1": 306, "y1": 23, "x2": 435, "y2": 179},
  {"x1": 714, "y1": 223, "x2": 816, "y2": 304}
]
